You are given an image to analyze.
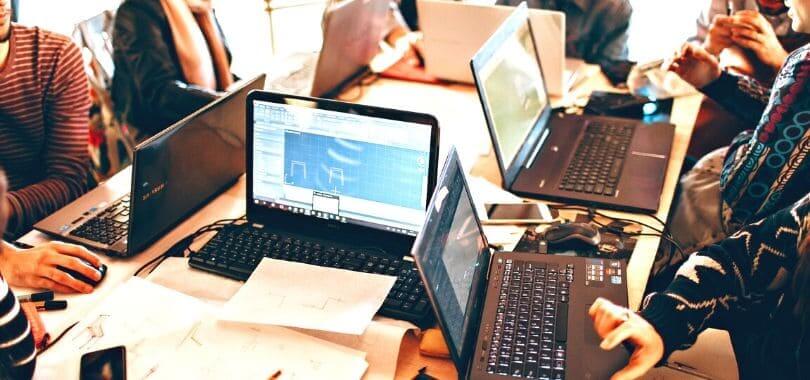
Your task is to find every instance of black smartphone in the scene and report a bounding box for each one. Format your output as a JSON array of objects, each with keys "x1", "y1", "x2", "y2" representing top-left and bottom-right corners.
[
  {"x1": 80, "y1": 346, "x2": 126, "y2": 380},
  {"x1": 484, "y1": 203, "x2": 558, "y2": 225}
]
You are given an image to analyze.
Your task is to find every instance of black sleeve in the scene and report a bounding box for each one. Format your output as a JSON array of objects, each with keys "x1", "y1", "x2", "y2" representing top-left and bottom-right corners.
[{"x1": 113, "y1": 2, "x2": 218, "y2": 132}]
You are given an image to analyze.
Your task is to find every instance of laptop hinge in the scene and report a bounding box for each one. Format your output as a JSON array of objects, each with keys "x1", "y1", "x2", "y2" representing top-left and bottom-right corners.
[
  {"x1": 525, "y1": 128, "x2": 550, "y2": 169},
  {"x1": 486, "y1": 248, "x2": 496, "y2": 281}
]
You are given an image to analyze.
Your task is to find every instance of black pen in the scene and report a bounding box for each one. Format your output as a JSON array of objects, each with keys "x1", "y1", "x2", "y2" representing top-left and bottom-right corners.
[
  {"x1": 33, "y1": 300, "x2": 68, "y2": 311},
  {"x1": 16, "y1": 290, "x2": 54, "y2": 303}
]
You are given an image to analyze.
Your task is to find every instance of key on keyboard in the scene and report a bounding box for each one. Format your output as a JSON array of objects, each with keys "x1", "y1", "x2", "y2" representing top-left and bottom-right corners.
[
  {"x1": 70, "y1": 196, "x2": 130, "y2": 246},
  {"x1": 188, "y1": 224, "x2": 434, "y2": 327},
  {"x1": 559, "y1": 122, "x2": 635, "y2": 197},
  {"x1": 486, "y1": 259, "x2": 574, "y2": 379}
]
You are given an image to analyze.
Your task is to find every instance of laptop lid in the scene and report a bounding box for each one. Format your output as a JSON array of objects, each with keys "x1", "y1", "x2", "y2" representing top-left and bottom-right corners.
[
  {"x1": 418, "y1": 0, "x2": 566, "y2": 96},
  {"x1": 310, "y1": 0, "x2": 389, "y2": 98},
  {"x1": 470, "y1": 3, "x2": 554, "y2": 188},
  {"x1": 246, "y1": 91, "x2": 440, "y2": 252},
  {"x1": 411, "y1": 146, "x2": 491, "y2": 374},
  {"x1": 127, "y1": 74, "x2": 266, "y2": 254}
]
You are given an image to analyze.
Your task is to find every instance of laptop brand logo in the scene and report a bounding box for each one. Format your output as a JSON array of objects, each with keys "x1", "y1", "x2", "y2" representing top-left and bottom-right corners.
[{"x1": 141, "y1": 181, "x2": 167, "y2": 201}]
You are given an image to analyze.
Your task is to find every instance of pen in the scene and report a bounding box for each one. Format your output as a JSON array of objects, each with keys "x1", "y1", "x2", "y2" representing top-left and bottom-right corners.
[
  {"x1": 33, "y1": 300, "x2": 68, "y2": 311},
  {"x1": 268, "y1": 370, "x2": 282, "y2": 380},
  {"x1": 16, "y1": 290, "x2": 54, "y2": 303}
]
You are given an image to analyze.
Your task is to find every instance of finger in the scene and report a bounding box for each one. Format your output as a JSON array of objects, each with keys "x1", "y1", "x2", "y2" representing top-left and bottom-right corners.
[
  {"x1": 42, "y1": 266, "x2": 93, "y2": 293},
  {"x1": 731, "y1": 34, "x2": 762, "y2": 51},
  {"x1": 48, "y1": 242, "x2": 102, "y2": 267},
  {"x1": 589, "y1": 297, "x2": 607, "y2": 316},
  {"x1": 45, "y1": 254, "x2": 102, "y2": 282},
  {"x1": 33, "y1": 277, "x2": 79, "y2": 294},
  {"x1": 600, "y1": 321, "x2": 636, "y2": 350}
]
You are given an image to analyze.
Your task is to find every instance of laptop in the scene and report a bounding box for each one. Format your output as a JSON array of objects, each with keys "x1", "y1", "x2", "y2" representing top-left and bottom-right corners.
[
  {"x1": 34, "y1": 74, "x2": 267, "y2": 256},
  {"x1": 267, "y1": 0, "x2": 389, "y2": 98},
  {"x1": 411, "y1": 146, "x2": 629, "y2": 379},
  {"x1": 418, "y1": 0, "x2": 566, "y2": 96},
  {"x1": 471, "y1": 4, "x2": 675, "y2": 213},
  {"x1": 188, "y1": 91, "x2": 441, "y2": 327}
]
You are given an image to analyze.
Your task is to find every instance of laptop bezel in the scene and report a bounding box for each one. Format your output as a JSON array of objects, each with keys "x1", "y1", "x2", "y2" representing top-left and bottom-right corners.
[
  {"x1": 410, "y1": 146, "x2": 493, "y2": 375},
  {"x1": 470, "y1": 3, "x2": 554, "y2": 188},
  {"x1": 125, "y1": 74, "x2": 266, "y2": 255},
  {"x1": 246, "y1": 90, "x2": 441, "y2": 253}
]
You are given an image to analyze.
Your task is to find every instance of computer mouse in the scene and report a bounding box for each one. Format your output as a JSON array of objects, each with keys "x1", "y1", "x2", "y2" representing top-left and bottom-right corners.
[
  {"x1": 544, "y1": 222, "x2": 601, "y2": 246},
  {"x1": 57, "y1": 261, "x2": 107, "y2": 287}
]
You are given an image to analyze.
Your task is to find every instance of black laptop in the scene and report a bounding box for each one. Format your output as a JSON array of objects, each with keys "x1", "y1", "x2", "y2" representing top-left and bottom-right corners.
[
  {"x1": 411, "y1": 146, "x2": 629, "y2": 379},
  {"x1": 470, "y1": 3, "x2": 675, "y2": 213},
  {"x1": 34, "y1": 75, "x2": 266, "y2": 256},
  {"x1": 189, "y1": 91, "x2": 441, "y2": 327}
]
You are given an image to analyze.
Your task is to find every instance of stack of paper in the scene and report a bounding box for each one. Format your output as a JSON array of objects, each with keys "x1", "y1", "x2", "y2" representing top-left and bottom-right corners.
[{"x1": 219, "y1": 258, "x2": 397, "y2": 335}]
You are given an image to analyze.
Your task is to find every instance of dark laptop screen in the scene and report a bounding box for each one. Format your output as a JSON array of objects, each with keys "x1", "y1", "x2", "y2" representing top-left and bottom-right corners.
[
  {"x1": 250, "y1": 99, "x2": 433, "y2": 236},
  {"x1": 475, "y1": 5, "x2": 549, "y2": 170},
  {"x1": 412, "y1": 148, "x2": 489, "y2": 360}
]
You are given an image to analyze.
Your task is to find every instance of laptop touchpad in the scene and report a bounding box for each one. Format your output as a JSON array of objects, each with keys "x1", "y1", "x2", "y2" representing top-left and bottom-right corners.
[{"x1": 583, "y1": 304, "x2": 601, "y2": 345}]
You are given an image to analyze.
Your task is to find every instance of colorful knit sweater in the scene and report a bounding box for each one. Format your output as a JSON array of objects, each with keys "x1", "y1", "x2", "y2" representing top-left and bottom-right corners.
[
  {"x1": 640, "y1": 194, "x2": 809, "y2": 378},
  {"x1": 700, "y1": 44, "x2": 810, "y2": 233}
]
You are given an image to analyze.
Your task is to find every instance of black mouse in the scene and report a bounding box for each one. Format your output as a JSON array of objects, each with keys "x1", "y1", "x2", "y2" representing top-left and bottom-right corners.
[
  {"x1": 544, "y1": 222, "x2": 601, "y2": 246},
  {"x1": 57, "y1": 261, "x2": 107, "y2": 287}
]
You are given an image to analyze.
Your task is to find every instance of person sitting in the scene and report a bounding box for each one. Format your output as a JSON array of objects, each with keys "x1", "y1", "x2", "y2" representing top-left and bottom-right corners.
[
  {"x1": 497, "y1": 0, "x2": 633, "y2": 67},
  {"x1": 657, "y1": 0, "x2": 810, "y2": 271},
  {"x1": 694, "y1": 0, "x2": 810, "y2": 83},
  {"x1": 112, "y1": 0, "x2": 235, "y2": 137},
  {"x1": 0, "y1": 0, "x2": 92, "y2": 238},
  {"x1": 0, "y1": 0, "x2": 104, "y2": 294},
  {"x1": 590, "y1": 193, "x2": 810, "y2": 379}
]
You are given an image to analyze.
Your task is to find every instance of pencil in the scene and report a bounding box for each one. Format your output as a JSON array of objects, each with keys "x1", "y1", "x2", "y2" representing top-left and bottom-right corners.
[{"x1": 268, "y1": 370, "x2": 282, "y2": 380}]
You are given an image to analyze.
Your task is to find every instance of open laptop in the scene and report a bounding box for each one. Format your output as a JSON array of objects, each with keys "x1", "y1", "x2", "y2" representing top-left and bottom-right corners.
[
  {"x1": 34, "y1": 74, "x2": 267, "y2": 256},
  {"x1": 188, "y1": 91, "x2": 440, "y2": 327},
  {"x1": 471, "y1": 4, "x2": 675, "y2": 213},
  {"x1": 412, "y1": 146, "x2": 629, "y2": 379},
  {"x1": 418, "y1": 0, "x2": 566, "y2": 96},
  {"x1": 267, "y1": 0, "x2": 389, "y2": 98}
]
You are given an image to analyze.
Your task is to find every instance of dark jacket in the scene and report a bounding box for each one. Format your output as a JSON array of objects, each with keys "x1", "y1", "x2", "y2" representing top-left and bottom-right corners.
[{"x1": 112, "y1": 0, "x2": 233, "y2": 136}]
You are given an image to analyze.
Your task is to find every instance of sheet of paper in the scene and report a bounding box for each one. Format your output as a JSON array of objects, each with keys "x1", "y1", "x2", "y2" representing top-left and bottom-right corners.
[
  {"x1": 297, "y1": 317, "x2": 418, "y2": 380},
  {"x1": 151, "y1": 320, "x2": 368, "y2": 380},
  {"x1": 220, "y1": 258, "x2": 396, "y2": 335},
  {"x1": 146, "y1": 257, "x2": 243, "y2": 305},
  {"x1": 42, "y1": 278, "x2": 213, "y2": 380}
]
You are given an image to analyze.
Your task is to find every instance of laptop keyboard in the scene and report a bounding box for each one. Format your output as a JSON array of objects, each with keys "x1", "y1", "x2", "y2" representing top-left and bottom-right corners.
[
  {"x1": 559, "y1": 122, "x2": 635, "y2": 197},
  {"x1": 487, "y1": 259, "x2": 574, "y2": 379},
  {"x1": 189, "y1": 225, "x2": 434, "y2": 327},
  {"x1": 70, "y1": 196, "x2": 130, "y2": 246},
  {"x1": 269, "y1": 58, "x2": 316, "y2": 94}
]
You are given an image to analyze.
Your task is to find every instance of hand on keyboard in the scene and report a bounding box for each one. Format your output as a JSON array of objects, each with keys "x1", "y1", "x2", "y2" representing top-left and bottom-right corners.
[{"x1": 588, "y1": 298, "x2": 663, "y2": 380}]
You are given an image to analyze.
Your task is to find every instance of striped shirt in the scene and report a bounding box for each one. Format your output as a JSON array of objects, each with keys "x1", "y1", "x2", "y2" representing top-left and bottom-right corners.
[
  {"x1": 0, "y1": 278, "x2": 36, "y2": 379},
  {"x1": 0, "y1": 24, "x2": 91, "y2": 237}
]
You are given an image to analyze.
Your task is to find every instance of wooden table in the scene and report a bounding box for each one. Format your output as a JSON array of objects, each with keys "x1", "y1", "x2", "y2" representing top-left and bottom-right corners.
[{"x1": 17, "y1": 71, "x2": 702, "y2": 380}]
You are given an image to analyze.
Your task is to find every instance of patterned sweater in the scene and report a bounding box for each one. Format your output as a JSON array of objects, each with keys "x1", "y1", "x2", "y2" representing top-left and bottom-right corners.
[
  {"x1": 700, "y1": 44, "x2": 810, "y2": 233},
  {"x1": 0, "y1": 24, "x2": 91, "y2": 237},
  {"x1": 640, "y1": 194, "x2": 809, "y2": 379}
]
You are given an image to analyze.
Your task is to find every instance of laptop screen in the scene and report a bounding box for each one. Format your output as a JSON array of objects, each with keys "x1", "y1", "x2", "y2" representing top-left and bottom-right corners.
[
  {"x1": 412, "y1": 148, "x2": 489, "y2": 360},
  {"x1": 476, "y1": 8, "x2": 548, "y2": 170},
  {"x1": 251, "y1": 99, "x2": 433, "y2": 236}
]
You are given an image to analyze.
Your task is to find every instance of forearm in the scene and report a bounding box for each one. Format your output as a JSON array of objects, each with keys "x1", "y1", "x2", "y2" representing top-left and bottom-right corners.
[
  {"x1": 640, "y1": 197, "x2": 807, "y2": 358},
  {"x1": 5, "y1": 175, "x2": 87, "y2": 236},
  {"x1": 701, "y1": 71, "x2": 769, "y2": 124}
]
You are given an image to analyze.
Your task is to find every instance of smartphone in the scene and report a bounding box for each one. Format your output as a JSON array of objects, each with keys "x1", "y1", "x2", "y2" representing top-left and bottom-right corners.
[
  {"x1": 484, "y1": 203, "x2": 557, "y2": 225},
  {"x1": 80, "y1": 346, "x2": 126, "y2": 380}
]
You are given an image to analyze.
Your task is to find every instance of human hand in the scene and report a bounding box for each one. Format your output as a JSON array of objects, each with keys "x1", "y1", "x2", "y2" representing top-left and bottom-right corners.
[
  {"x1": 704, "y1": 15, "x2": 736, "y2": 55},
  {"x1": 666, "y1": 43, "x2": 722, "y2": 88},
  {"x1": 728, "y1": 10, "x2": 789, "y2": 74},
  {"x1": 589, "y1": 298, "x2": 664, "y2": 380},
  {"x1": 0, "y1": 241, "x2": 102, "y2": 293}
]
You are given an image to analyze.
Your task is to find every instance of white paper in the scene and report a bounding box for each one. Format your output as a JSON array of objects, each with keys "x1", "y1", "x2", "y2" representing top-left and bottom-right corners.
[
  {"x1": 146, "y1": 257, "x2": 243, "y2": 305},
  {"x1": 45, "y1": 278, "x2": 213, "y2": 379},
  {"x1": 220, "y1": 258, "x2": 396, "y2": 335},
  {"x1": 151, "y1": 320, "x2": 369, "y2": 380},
  {"x1": 298, "y1": 317, "x2": 418, "y2": 380}
]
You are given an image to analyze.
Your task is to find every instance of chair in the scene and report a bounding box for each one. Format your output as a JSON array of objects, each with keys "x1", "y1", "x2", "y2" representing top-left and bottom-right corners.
[{"x1": 73, "y1": 10, "x2": 136, "y2": 181}]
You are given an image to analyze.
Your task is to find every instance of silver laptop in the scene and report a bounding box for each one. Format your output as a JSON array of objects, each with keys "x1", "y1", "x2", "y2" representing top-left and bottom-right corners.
[
  {"x1": 267, "y1": 0, "x2": 389, "y2": 98},
  {"x1": 418, "y1": 0, "x2": 566, "y2": 96}
]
